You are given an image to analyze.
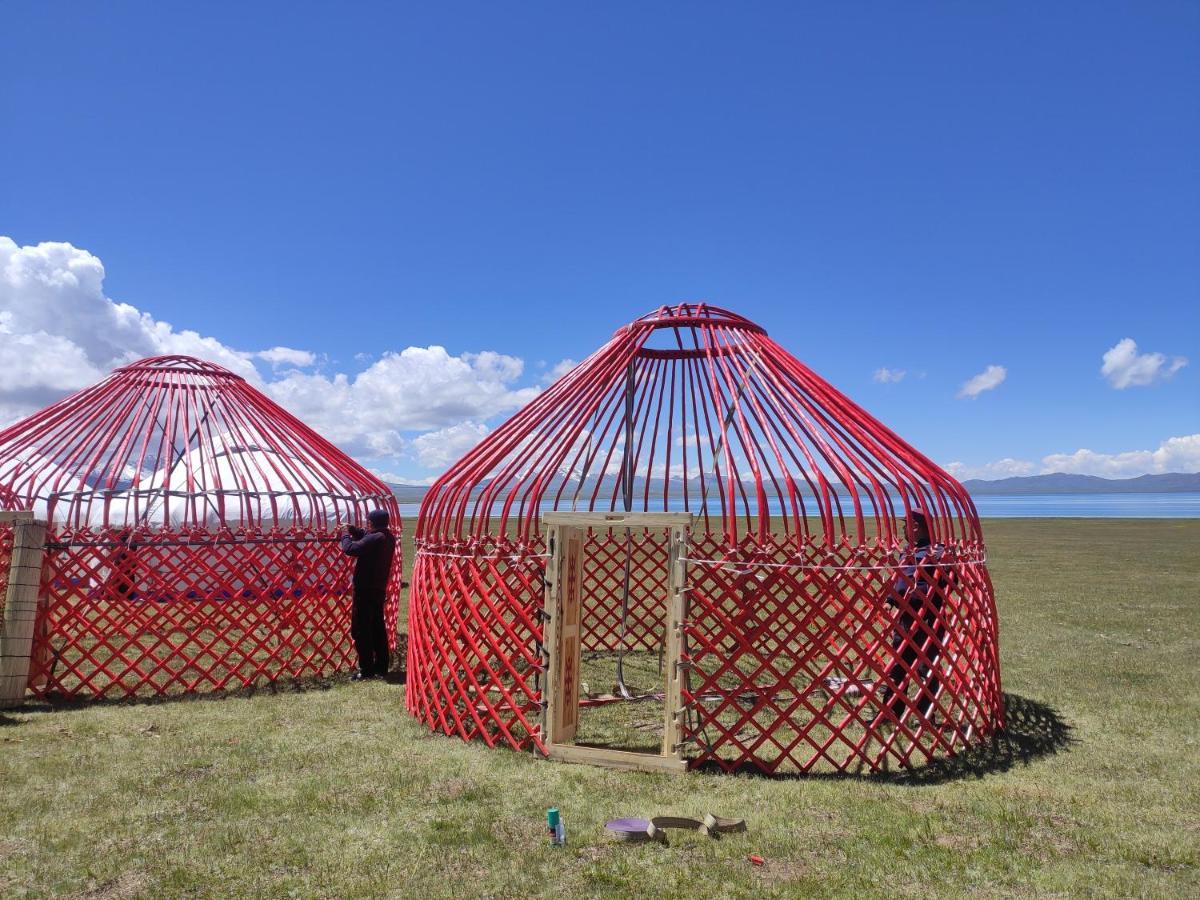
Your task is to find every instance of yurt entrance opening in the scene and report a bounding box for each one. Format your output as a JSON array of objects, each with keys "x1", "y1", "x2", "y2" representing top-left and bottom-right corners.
[
  {"x1": 541, "y1": 512, "x2": 690, "y2": 774},
  {"x1": 538, "y1": 511, "x2": 914, "y2": 775}
]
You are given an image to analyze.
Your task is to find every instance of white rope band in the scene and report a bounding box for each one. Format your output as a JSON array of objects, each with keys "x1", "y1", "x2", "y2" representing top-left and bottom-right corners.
[
  {"x1": 678, "y1": 555, "x2": 986, "y2": 573},
  {"x1": 415, "y1": 550, "x2": 552, "y2": 561},
  {"x1": 413, "y1": 549, "x2": 985, "y2": 570}
]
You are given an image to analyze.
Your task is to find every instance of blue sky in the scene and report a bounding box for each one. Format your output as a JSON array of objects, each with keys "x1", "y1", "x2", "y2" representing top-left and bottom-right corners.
[{"x1": 1, "y1": 3, "x2": 1196, "y2": 482}]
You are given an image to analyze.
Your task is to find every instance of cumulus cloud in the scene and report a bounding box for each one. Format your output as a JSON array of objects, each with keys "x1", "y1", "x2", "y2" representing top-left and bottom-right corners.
[
  {"x1": 1100, "y1": 338, "x2": 1187, "y2": 389},
  {"x1": 256, "y1": 346, "x2": 317, "y2": 368},
  {"x1": 0, "y1": 237, "x2": 262, "y2": 419},
  {"x1": 0, "y1": 309, "x2": 100, "y2": 422},
  {"x1": 943, "y1": 458, "x2": 1036, "y2": 481},
  {"x1": 1040, "y1": 433, "x2": 1200, "y2": 478},
  {"x1": 946, "y1": 433, "x2": 1200, "y2": 481},
  {"x1": 873, "y1": 367, "x2": 905, "y2": 384},
  {"x1": 265, "y1": 349, "x2": 536, "y2": 458},
  {"x1": 0, "y1": 236, "x2": 542, "y2": 477},
  {"x1": 411, "y1": 422, "x2": 490, "y2": 469},
  {"x1": 542, "y1": 358, "x2": 579, "y2": 386},
  {"x1": 957, "y1": 365, "x2": 1007, "y2": 399},
  {"x1": 370, "y1": 470, "x2": 440, "y2": 487}
]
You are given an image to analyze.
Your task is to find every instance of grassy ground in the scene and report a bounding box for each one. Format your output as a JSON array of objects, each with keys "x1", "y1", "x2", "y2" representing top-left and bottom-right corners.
[{"x1": 2, "y1": 519, "x2": 1197, "y2": 898}]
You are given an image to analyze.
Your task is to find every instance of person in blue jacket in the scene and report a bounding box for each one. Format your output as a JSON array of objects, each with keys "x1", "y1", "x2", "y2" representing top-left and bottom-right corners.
[{"x1": 339, "y1": 509, "x2": 397, "y2": 680}]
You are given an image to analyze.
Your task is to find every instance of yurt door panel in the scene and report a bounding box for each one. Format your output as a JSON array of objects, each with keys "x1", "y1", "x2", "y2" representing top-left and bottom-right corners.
[{"x1": 542, "y1": 512, "x2": 692, "y2": 774}]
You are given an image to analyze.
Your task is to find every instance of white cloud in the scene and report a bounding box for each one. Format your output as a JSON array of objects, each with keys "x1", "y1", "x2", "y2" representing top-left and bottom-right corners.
[
  {"x1": 0, "y1": 309, "x2": 100, "y2": 418},
  {"x1": 411, "y1": 422, "x2": 490, "y2": 469},
  {"x1": 944, "y1": 458, "x2": 1036, "y2": 481},
  {"x1": 370, "y1": 470, "x2": 439, "y2": 487},
  {"x1": 256, "y1": 346, "x2": 317, "y2": 368},
  {"x1": 543, "y1": 358, "x2": 578, "y2": 386},
  {"x1": 1040, "y1": 433, "x2": 1200, "y2": 478},
  {"x1": 957, "y1": 365, "x2": 1007, "y2": 400},
  {"x1": 0, "y1": 236, "x2": 543, "y2": 476},
  {"x1": 873, "y1": 367, "x2": 906, "y2": 384},
  {"x1": 946, "y1": 433, "x2": 1200, "y2": 481},
  {"x1": 266, "y1": 348, "x2": 536, "y2": 458},
  {"x1": 1100, "y1": 338, "x2": 1187, "y2": 389},
  {"x1": 0, "y1": 237, "x2": 262, "y2": 421}
]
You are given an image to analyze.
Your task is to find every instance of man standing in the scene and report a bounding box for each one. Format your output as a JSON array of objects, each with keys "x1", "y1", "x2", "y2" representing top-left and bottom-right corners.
[
  {"x1": 877, "y1": 508, "x2": 947, "y2": 726},
  {"x1": 339, "y1": 509, "x2": 396, "y2": 680}
]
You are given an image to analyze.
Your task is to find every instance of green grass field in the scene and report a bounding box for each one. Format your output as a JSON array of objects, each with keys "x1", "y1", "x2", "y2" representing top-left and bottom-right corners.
[{"x1": 2, "y1": 519, "x2": 1197, "y2": 898}]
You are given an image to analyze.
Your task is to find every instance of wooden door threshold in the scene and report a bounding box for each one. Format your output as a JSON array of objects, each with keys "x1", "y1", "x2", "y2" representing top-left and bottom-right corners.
[{"x1": 546, "y1": 743, "x2": 687, "y2": 775}]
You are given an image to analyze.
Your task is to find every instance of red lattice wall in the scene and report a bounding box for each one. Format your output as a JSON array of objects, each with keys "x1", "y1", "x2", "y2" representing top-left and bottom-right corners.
[
  {"x1": 678, "y1": 533, "x2": 1000, "y2": 772},
  {"x1": 27, "y1": 527, "x2": 402, "y2": 698},
  {"x1": 408, "y1": 529, "x2": 1001, "y2": 773}
]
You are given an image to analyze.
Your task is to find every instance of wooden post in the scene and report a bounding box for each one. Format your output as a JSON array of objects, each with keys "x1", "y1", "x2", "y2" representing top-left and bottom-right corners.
[
  {"x1": 0, "y1": 511, "x2": 48, "y2": 709},
  {"x1": 544, "y1": 523, "x2": 585, "y2": 746},
  {"x1": 538, "y1": 525, "x2": 559, "y2": 751},
  {"x1": 661, "y1": 522, "x2": 688, "y2": 764}
]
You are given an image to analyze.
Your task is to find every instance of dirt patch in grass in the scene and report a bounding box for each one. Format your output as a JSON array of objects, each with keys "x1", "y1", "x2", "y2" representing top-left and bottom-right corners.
[
  {"x1": 432, "y1": 776, "x2": 477, "y2": 800},
  {"x1": 0, "y1": 838, "x2": 33, "y2": 856},
  {"x1": 576, "y1": 843, "x2": 618, "y2": 864},
  {"x1": 907, "y1": 797, "x2": 939, "y2": 815},
  {"x1": 934, "y1": 832, "x2": 983, "y2": 852},
  {"x1": 68, "y1": 870, "x2": 149, "y2": 900},
  {"x1": 752, "y1": 856, "x2": 812, "y2": 885},
  {"x1": 175, "y1": 762, "x2": 217, "y2": 781},
  {"x1": 490, "y1": 815, "x2": 544, "y2": 848},
  {"x1": 1021, "y1": 814, "x2": 1081, "y2": 860},
  {"x1": 427, "y1": 848, "x2": 492, "y2": 884}
]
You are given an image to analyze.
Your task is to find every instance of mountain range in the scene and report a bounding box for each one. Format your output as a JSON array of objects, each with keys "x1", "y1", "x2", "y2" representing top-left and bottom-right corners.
[
  {"x1": 959, "y1": 472, "x2": 1200, "y2": 495},
  {"x1": 387, "y1": 471, "x2": 1200, "y2": 502}
]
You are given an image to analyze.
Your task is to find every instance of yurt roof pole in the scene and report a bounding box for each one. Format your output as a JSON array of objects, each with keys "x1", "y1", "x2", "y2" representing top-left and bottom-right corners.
[
  {"x1": 615, "y1": 359, "x2": 636, "y2": 699},
  {"x1": 695, "y1": 335, "x2": 764, "y2": 546},
  {"x1": 139, "y1": 390, "x2": 222, "y2": 528},
  {"x1": 623, "y1": 362, "x2": 636, "y2": 513}
]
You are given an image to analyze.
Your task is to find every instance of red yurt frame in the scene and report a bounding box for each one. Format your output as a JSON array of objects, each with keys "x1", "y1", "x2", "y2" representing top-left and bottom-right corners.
[
  {"x1": 0, "y1": 355, "x2": 401, "y2": 699},
  {"x1": 408, "y1": 304, "x2": 1003, "y2": 774}
]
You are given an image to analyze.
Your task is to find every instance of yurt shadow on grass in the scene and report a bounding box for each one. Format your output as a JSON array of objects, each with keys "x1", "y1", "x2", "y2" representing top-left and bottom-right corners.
[
  {"x1": 408, "y1": 304, "x2": 1005, "y2": 776},
  {"x1": 0, "y1": 355, "x2": 402, "y2": 701},
  {"x1": 682, "y1": 690, "x2": 1074, "y2": 783}
]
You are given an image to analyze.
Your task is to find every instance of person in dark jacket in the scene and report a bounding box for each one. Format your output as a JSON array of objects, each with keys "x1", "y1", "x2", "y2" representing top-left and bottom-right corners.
[
  {"x1": 339, "y1": 509, "x2": 397, "y2": 680},
  {"x1": 105, "y1": 529, "x2": 140, "y2": 602},
  {"x1": 877, "y1": 508, "x2": 948, "y2": 726}
]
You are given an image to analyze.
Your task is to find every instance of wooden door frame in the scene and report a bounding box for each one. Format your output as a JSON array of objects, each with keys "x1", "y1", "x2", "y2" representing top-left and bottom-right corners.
[{"x1": 540, "y1": 511, "x2": 692, "y2": 775}]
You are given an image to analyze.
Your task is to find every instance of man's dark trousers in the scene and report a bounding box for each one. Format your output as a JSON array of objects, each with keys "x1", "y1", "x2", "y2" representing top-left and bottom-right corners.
[
  {"x1": 351, "y1": 589, "x2": 389, "y2": 677},
  {"x1": 885, "y1": 608, "x2": 945, "y2": 720}
]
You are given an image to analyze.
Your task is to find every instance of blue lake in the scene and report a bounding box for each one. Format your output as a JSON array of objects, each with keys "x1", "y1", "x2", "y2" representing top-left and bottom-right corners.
[
  {"x1": 396, "y1": 492, "x2": 1200, "y2": 520},
  {"x1": 968, "y1": 492, "x2": 1200, "y2": 518}
]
